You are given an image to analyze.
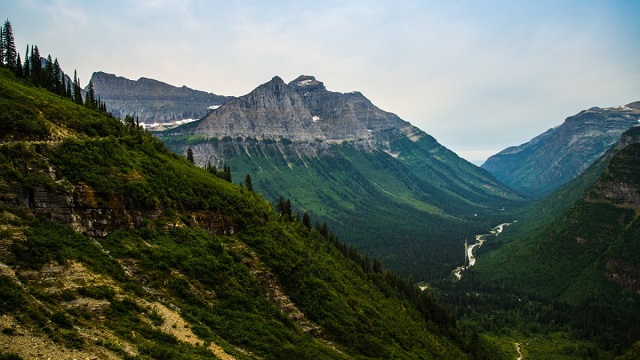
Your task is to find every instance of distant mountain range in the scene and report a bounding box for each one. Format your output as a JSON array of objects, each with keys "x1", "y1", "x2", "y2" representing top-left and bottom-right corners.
[
  {"x1": 482, "y1": 102, "x2": 640, "y2": 198},
  {"x1": 89, "y1": 71, "x2": 230, "y2": 129},
  {"x1": 156, "y1": 74, "x2": 524, "y2": 279}
]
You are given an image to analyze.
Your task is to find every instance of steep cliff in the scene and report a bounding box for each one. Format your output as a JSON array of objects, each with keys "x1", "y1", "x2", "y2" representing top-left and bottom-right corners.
[
  {"x1": 175, "y1": 76, "x2": 326, "y2": 142},
  {"x1": 482, "y1": 102, "x2": 640, "y2": 197},
  {"x1": 89, "y1": 71, "x2": 230, "y2": 127}
]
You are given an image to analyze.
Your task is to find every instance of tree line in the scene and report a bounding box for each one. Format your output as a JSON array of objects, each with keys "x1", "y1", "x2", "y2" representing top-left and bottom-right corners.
[{"x1": 0, "y1": 19, "x2": 107, "y2": 113}]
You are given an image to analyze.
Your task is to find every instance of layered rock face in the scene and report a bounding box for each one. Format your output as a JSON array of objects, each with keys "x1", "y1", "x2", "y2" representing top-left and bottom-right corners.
[
  {"x1": 89, "y1": 71, "x2": 230, "y2": 125},
  {"x1": 170, "y1": 75, "x2": 426, "y2": 149},
  {"x1": 0, "y1": 180, "x2": 235, "y2": 239},
  {"x1": 482, "y1": 102, "x2": 640, "y2": 197},
  {"x1": 586, "y1": 127, "x2": 640, "y2": 209},
  {"x1": 179, "y1": 76, "x2": 325, "y2": 142}
]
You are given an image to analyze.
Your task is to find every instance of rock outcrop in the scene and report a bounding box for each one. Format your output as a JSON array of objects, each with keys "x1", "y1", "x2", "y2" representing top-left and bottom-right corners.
[
  {"x1": 585, "y1": 127, "x2": 640, "y2": 209},
  {"x1": 166, "y1": 75, "x2": 427, "y2": 156},
  {"x1": 178, "y1": 76, "x2": 325, "y2": 142},
  {"x1": 89, "y1": 71, "x2": 230, "y2": 126},
  {"x1": 0, "y1": 179, "x2": 235, "y2": 239}
]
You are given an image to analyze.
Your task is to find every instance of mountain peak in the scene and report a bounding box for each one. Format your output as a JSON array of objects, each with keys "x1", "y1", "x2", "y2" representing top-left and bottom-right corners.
[
  {"x1": 90, "y1": 71, "x2": 229, "y2": 125},
  {"x1": 626, "y1": 101, "x2": 640, "y2": 111},
  {"x1": 289, "y1": 75, "x2": 326, "y2": 92},
  {"x1": 269, "y1": 75, "x2": 285, "y2": 84},
  {"x1": 482, "y1": 102, "x2": 640, "y2": 197}
]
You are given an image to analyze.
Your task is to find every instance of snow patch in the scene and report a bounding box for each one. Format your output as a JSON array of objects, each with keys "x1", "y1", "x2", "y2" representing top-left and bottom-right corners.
[
  {"x1": 208, "y1": 105, "x2": 221, "y2": 110},
  {"x1": 140, "y1": 122, "x2": 161, "y2": 129},
  {"x1": 140, "y1": 118, "x2": 198, "y2": 130},
  {"x1": 312, "y1": 116, "x2": 320, "y2": 122},
  {"x1": 174, "y1": 118, "x2": 196, "y2": 125},
  {"x1": 383, "y1": 149, "x2": 400, "y2": 158},
  {"x1": 605, "y1": 105, "x2": 632, "y2": 111},
  {"x1": 298, "y1": 79, "x2": 314, "y2": 86}
]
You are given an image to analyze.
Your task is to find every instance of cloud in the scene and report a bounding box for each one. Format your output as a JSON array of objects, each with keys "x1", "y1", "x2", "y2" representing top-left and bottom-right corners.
[{"x1": 4, "y1": 0, "x2": 640, "y2": 163}]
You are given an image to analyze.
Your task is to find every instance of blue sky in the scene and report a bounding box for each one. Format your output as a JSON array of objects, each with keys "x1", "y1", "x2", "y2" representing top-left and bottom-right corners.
[{"x1": 4, "y1": 0, "x2": 640, "y2": 164}]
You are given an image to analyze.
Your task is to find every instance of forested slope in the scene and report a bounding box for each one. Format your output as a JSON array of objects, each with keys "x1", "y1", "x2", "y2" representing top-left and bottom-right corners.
[
  {"x1": 0, "y1": 68, "x2": 509, "y2": 359},
  {"x1": 157, "y1": 76, "x2": 523, "y2": 280},
  {"x1": 436, "y1": 126, "x2": 640, "y2": 358}
]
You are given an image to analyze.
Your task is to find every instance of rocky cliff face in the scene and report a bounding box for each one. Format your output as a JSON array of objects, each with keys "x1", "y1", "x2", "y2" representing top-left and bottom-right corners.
[
  {"x1": 169, "y1": 75, "x2": 426, "y2": 148},
  {"x1": 585, "y1": 127, "x2": 640, "y2": 209},
  {"x1": 585, "y1": 128, "x2": 640, "y2": 293},
  {"x1": 175, "y1": 76, "x2": 326, "y2": 142},
  {"x1": 0, "y1": 179, "x2": 236, "y2": 239},
  {"x1": 89, "y1": 71, "x2": 230, "y2": 126},
  {"x1": 482, "y1": 102, "x2": 640, "y2": 198}
]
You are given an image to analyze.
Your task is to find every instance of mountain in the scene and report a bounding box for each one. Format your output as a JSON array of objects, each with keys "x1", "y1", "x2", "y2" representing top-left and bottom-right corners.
[
  {"x1": 89, "y1": 71, "x2": 230, "y2": 129},
  {"x1": 482, "y1": 102, "x2": 640, "y2": 198},
  {"x1": 463, "y1": 125, "x2": 640, "y2": 356},
  {"x1": 156, "y1": 75, "x2": 525, "y2": 280},
  {"x1": 0, "y1": 68, "x2": 513, "y2": 359}
]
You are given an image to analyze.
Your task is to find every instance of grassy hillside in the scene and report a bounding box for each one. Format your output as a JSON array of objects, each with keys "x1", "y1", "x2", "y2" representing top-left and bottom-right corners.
[
  {"x1": 0, "y1": 68, "x2": 511, "y2": 359},
  {"x1": 434, "y1": 127, "x2": 640, "y2": 358},
  {"x1": 158, "y1": 133, "x2": 522, "y2": 281}
]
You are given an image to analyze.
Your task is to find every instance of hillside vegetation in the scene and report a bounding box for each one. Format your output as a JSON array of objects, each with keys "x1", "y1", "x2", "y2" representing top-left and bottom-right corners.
[
  {"x1": 157, "y1": 76, "x2": 523, "y2": 281},
  {"x1": 0, "y1": 68, "x2": 511, "y2": 359},
  {"x1": 435, "y1": 126, "x2": 640, "y2": 358}
]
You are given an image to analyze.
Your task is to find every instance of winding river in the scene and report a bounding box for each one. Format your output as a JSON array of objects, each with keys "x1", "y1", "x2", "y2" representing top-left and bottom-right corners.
[{"x1": 452, "y1": 221, "x2": 515, "y2": 280}]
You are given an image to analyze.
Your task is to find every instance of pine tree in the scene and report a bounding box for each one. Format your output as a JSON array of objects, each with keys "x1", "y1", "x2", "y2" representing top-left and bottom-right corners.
[
  {"x1": 302, "y1": 212, "x2": 311, "y2": 229},
  {"x1": 44, "y1": 54, "x2": 53, "y2": 90},
  {"x1": 22, "y1": 45, "x2": 30, "y2": 78},
  {"x1": 373, "y1": 257, "x2": 383, "y2": 273},
  {"x1": 72, "y1": 71, "x2": 83, "y2": 104},
  {"x1": 285, "y1": 199, "x2": 292, "y2": 217},
  {"x1": 53, "y1": 58, "x2": 62, "y2": 95},
  {"x1": 245, "y1": 174, "x2": 253, "y2": 192},
  {"x1": 65, "y1": 79, "x2": 72, "y2": 99},
  {"x1": 0, "y1": 27, "x2": 5, "y2": 65},
  {"x1": 2, "y1": 20, "x2": 17, "y2": 70},
  {"x1": 85, "y1": 80, "x2": 96, "y2": 109},
  {"x1": 277, "y1": 196, "x2": 286, "y2": 216},
  {"x1": 30, "y1": 45, "x2": 41, "y2": 86},
  {"x1": 207, "y1": 161, "x2": 218, "y2": 175},
  {"x1": 222, "y1": 164, "x2": 232, "y2": 182},
  {"x1": 15, "y1": 53, "x2": 22, "y2": 77},
  {"x1": 187, "y1": 148, "x2": 194, "y2": 163}
]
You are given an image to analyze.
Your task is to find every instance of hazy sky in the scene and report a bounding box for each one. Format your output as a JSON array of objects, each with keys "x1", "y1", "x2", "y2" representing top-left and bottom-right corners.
[{"x1": 4, "y1": 0, "x2": 640, "y2": 164}]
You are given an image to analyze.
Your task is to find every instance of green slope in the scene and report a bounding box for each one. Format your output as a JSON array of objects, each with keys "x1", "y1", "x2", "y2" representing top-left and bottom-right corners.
[
  {"x1": 154, "y1": 76, "x2": 524, "y2": 282},
  {"x1": 475, "y1": 127, "x2": 640, "y2": 300},
  {"x1": 444, "y1": 126, "x2": 640, "y2": 357},
  {"x1": 0, "y1": 68, "x2": 511, "y2": 359},
  {"x1": 158, "y1": 134, "x2": 521, "y2": 281}
]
